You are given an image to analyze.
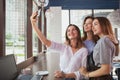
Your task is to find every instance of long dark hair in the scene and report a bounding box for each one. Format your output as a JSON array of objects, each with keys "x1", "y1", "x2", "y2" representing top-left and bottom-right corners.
[
  {"x1": 82, "y1": 16, "x2": 99, "y2": 43},
  {"x1": 65, "y1": 24, "x2": 83, "y2": 48}
]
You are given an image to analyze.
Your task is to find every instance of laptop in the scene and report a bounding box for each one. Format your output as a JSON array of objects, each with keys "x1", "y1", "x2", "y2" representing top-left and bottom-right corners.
[
  {"x1": 0, "y1": 54, "x2": 44, "y2": 80},
  {"x1": 0, "y1": 54, "x2": 18, "y2": 80}
]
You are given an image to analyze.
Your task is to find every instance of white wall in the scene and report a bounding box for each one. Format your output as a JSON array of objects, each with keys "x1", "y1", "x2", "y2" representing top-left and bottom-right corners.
[
  {"x1": 46, "y1": 7, "x2": 62, "y2": 43},
  {"x1": 46, "y1": 51, "x2": 60, "y2": 79},
  {"x1": 45, "y1": 7, "x2": 61, "y2": 79}
]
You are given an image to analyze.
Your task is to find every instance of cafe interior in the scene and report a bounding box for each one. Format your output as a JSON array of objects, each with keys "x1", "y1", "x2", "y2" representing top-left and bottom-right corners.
[{"x1": 0, "y1": 0, "x2": 120, "y2": 80}]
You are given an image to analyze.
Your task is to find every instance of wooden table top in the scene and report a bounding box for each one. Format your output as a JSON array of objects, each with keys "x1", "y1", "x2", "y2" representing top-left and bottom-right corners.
[{"x1": 28, "y1": 52, "x2": 63, "y2": 80}]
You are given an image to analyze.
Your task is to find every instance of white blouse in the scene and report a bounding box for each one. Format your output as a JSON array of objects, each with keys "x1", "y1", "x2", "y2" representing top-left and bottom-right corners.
[{"x1": 48, "y1": 41, "x2": 88, "y2": 80}]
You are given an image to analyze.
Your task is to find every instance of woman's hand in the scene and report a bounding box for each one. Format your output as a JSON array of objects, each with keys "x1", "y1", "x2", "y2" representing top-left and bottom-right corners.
[
  {"x1": 30, "y1": 11, "x2": 51, "y2": 47},
  {"x1": 54, "y1": 71, "x2": 64, "y2": 78},
  {"x1": 79, "y1": 67, "x2": 89, "y2": 78},
  {"x1": 107, "y1": 34, "x2": 119, "y2": 45},
  {"x1": 30, "y1": 11, "x2": 38, "y2": 24}
]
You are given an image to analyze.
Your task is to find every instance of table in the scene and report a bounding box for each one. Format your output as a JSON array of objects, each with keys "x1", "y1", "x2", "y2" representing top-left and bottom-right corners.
[{"x1": 28, "y1": 52, "x2": 63, "y2": 80}]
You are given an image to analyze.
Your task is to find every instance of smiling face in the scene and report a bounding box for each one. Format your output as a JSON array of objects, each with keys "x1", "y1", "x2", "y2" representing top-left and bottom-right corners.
[
  {"x1": 92, "y1": 19, "x2": 103, "y2": 37},
  {"x1": 83, "y1": 18, "x2": 93, "y2": 32},
  {"x1": 65, "y1": 24, "x2": 83, "y2": 48},
  {"x1": 67, "y1": 25, "x2": 78, "y2": 40}
]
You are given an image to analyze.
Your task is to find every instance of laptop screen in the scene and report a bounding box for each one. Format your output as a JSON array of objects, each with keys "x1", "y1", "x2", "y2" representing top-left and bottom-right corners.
[{"x1": 0, "y1": 54, "x2": 18, "y2": 80}]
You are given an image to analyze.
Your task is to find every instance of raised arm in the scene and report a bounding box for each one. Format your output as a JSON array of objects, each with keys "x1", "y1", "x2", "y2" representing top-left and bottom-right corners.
[{"x1": 30, "y1": 11, "x2": 51, "y2": 47}]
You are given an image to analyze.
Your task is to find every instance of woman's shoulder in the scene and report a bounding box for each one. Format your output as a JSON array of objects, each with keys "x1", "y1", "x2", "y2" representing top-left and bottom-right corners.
[
  {"x1": 79, "y1": 47, "x2": 88, "y2": 56},
  {"x1": 101, "y1": 36, "x2": 112, "y2": 42},
  {"x1": 100, "y1": 36, "x2": 115, "y2": 47},
  {"x1": 79, "y1": 47, "x2": 88, "y2": 52},
  {"x1": 84, "y1": 40, "x2": 96, "y2": 46},
  {"x1": 84, "y1": 39, "x2": 94, "y2": 43}
]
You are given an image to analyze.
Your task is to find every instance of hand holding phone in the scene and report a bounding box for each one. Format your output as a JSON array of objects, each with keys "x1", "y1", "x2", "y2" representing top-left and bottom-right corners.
[{"x1": 33, "y1": 11, "x2": 38, "y2": 19}]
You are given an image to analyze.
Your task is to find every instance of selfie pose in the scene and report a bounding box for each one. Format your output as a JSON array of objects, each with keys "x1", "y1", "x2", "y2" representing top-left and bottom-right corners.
[{"x1": 30, "y1": 12, "x2": 88, "y2": 80}]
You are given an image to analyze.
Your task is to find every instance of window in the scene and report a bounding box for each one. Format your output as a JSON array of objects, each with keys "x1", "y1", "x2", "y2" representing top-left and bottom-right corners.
[
  {"x1": 118, "y1": 28, "x2": 120, "y2": 40},
  {"x1": 61, "y1": 9, "x2": 116, "y2": 43},
  {"x1": 62, "y1": 10, "x2": 69, "y2": 42},
  {"x1": 62, "y1": 10, "x2": 92, "y2": 42},
  {"x1": 6, "y1": 0, "x2": 27, "y2": 63},
  {"x1": 32, "y1": 1, "x2": 39, "y2": 56},
  {"x1": 94, "y1": 9, "x2": 114, "y2": 17}
]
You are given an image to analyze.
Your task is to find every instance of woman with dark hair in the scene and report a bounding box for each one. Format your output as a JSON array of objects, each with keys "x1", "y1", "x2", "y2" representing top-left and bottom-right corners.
[
  {"x1": 82, "y1": 16, "x2": 99, "y2": 55},
  {"x1": 80, "y1": 17, "x2": 116, "y2": 80},
  {"x1": 30, "y1": 12, "x2": 88, "y2": 80},
  {"x1": 82, "y1": 16, "x2": 99, "y2": 77}
]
